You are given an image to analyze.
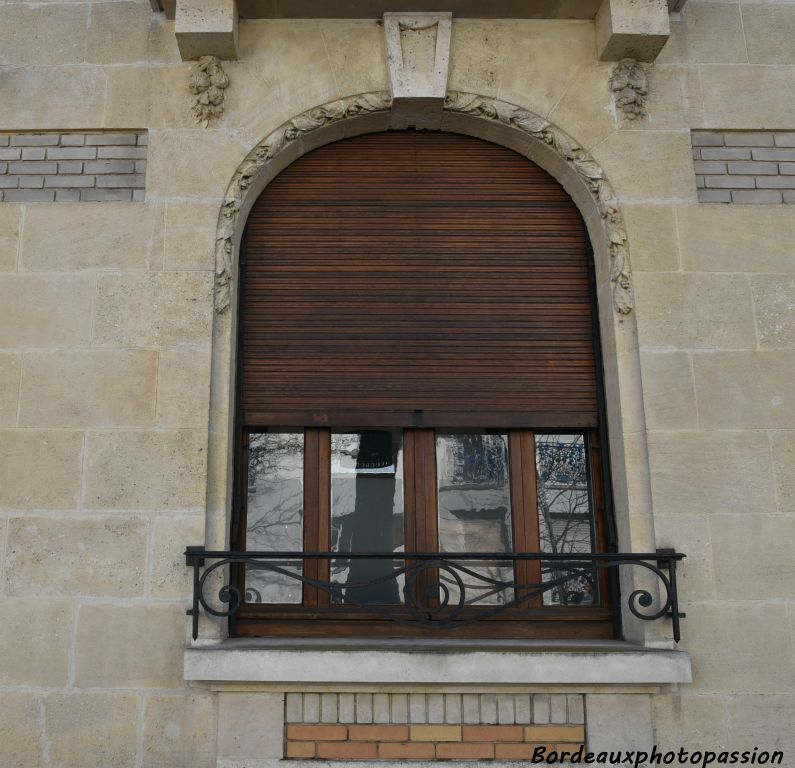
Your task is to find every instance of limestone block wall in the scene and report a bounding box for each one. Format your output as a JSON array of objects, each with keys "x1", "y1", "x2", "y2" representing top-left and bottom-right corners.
[
  {"x1": 0, "y1": 194, "x2": 218, "y2": 765},
  {"x1": 626, "y1": 4, "x2": 795, "y2": 753},
  {"x1": 0, "y1": 3, "x2": 227, "y2": 752},
  {"x1": 0, "y1": 0, "x2": 794, "y2": 766}
]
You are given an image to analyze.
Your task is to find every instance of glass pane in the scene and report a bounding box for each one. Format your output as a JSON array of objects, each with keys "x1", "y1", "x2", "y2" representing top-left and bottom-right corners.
[
  {"x1": 436, "y1": 432, "x2": 514, "y2": 606},
  {"x1": 535, "y1": 433, "x2": 596, "y2": 606},
  {"x1": 245, "y1": 430, "x2": 304, "y2": 604},
  {"x1": 330, "y1": 429, "x2": 405, "y2": 605}
]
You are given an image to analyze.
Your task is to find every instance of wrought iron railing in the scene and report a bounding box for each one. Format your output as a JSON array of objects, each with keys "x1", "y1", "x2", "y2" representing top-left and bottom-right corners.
[{"x1": 185, "y1": 548, "x2": 685, "y2": 642}]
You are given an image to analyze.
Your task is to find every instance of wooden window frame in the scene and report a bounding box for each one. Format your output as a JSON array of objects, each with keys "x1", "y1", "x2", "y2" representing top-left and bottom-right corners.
[
  {"x1": 230, "y1": 426, "x2": 614, "y2": 640},
  {"x1": 229, "y1": 132, "x2": 619, "y2": 640}
]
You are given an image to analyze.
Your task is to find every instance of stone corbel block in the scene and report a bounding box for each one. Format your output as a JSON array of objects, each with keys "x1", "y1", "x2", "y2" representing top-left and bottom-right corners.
[
  {"x1": 596, "y1": 0, "x2": 670, "y2": 62},
  {"x1": 175, "y1": 0, "x2": 238, "y2": 61},
  {"x1": 384, "y1": 12, "x2": 452, "y2": 130}
]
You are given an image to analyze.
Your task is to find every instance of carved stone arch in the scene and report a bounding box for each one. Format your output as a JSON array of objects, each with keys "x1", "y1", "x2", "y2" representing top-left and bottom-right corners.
[
  {"x1": 214, "y1": 91, "x2": 633, "y2": 315},
  {"x1": 206, "y1": 91, "x2": 659, "y2": 642}
]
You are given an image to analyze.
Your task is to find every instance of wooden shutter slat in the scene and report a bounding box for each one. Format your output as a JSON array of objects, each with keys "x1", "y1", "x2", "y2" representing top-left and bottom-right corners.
[{"x1": 241, "y1": 131, "x2": 598, "y2": 428}]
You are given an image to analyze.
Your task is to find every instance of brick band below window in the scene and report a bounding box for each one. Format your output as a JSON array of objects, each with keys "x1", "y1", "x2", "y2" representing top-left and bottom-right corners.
[
  {"x1": 285, "y1": 723, "x2": 586, "y2": 761},
  {"x1": 0, "y1": 132, "x2": 147, "y2": 202},
  {"x1": 284, "y1": 692, "x2": 586, "y2": 761}
]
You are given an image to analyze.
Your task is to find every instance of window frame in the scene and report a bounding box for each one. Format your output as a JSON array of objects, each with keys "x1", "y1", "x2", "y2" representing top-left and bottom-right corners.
[
  {"x1": 230, "y1": 425, "x2": 615, "y2": 639},
  {"x1": 228, "y1": 133, "x2": 620, "y2": 639}
]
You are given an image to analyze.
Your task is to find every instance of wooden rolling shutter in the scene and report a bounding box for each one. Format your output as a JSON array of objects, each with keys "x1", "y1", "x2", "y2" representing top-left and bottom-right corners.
[{"x1": 240, "y1": 131, "x2": 598, "y2": 428}]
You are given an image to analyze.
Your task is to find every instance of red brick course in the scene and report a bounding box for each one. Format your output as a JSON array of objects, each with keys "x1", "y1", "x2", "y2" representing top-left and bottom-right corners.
[
  {"x1": 463, "y1": 725, "x2": 524, "y2": 742},
  {"x1": 377, "y1": 741, "x2": 436, "y2": 759},
  {"x1": 286, "y1": 724, "x2": 347, "y2": 741},
  {"x1": 348, "y1": 724, "x2": 409, "y2": 742},
  {"x1": 284, "y1": 714, "x2": 587, "y2": 760},
  {"x1": 495, "y1": 742, "x2": 557, "y2": 760},
  {"x1": 436, "y1": 741, "x2": 496, "y2": 759},
  {"x1": 316, "y1": 741, "x2": 378, "y2": 759}
]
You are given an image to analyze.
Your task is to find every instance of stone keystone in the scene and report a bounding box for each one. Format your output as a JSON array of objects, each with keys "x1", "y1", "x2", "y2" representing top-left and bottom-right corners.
[{"x1": 384, "y1": 12, "x2": 452, "y2": 130}]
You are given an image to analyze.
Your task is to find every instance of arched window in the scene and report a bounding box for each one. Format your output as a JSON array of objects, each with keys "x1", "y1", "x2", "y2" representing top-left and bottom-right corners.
[{"x1": 231, "y1": 131, "x2": 614, "y2": 638}]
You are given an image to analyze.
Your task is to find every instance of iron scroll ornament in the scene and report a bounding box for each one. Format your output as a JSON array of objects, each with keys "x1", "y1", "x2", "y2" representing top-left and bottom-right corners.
[{"x1": 185, "y1": 549, "x2": 685, "y2": 641}]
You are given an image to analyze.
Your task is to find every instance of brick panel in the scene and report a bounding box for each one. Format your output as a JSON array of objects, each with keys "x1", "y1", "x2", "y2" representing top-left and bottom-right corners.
[
  {"x1": 283, "y1": 692, "x2": 587, "y2": 761},
  {"x1": 0, "y1": 132, "x2": 146, "y2": 202},
  {"x1": 692, "y1": 130, "x2": 795, "y2": 203}
]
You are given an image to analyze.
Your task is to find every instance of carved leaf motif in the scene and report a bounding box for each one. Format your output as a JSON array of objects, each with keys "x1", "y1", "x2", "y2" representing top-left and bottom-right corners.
[
  {"x1": 354, "y1": 92, "x2": 392, "y2": 113},
  {"x1": 596, "y1": 181, "x2": 616, "y2": 208},
  {"x1": 218, "y1": 219, "x2": 236, "y2": 242},
  {"x1": 610, "y1": 243, "x2": 626, "y2": 272},
  {"x1": 189, "y1": 56, "x2": 230, "y2": 128},
  {"x1": 489, "y1": 101, "x2": 520, "y2": 124},
  {"x1": 613, "y1": 274, "x2": 633, "y2": 315},
  {"x1": 608, "y1": 225, "x2": 627, "y2": 246},
  {"x1": 548, "y1": 131, "x2": 581, "y2": 161},
  {"x1": 511, "y1": 112, "x2": 550, "y2": 136},
  {"x1": 571, "y1": 157, "x2": 603, "y2": 181},
  {"x1": 237, "y1": 159, "x2": 264, "y2": 181},
  {"x1": 319, "y1": 102, "x2": 346, "y2": 122},
  {"x1": 291, "y1": 112, "x2": 329, "y2": 133},
  {"x1": 610, "y1": 59, "x2": 649, "y2": 121},
  {"x1": 444, "y1": 92, "x2": 495, "y2": 118}
]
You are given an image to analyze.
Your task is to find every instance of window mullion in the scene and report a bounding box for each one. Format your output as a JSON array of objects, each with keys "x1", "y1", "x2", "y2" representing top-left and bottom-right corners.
[
  {"x1": 403, "y1": 429, "x2": 418, "y2": 555},
  {"x1": 510, "y1": 430, "x2": 543, "y2": 608},
  {"x1": 303, "y1": 428, "x2": 330, "y2": 608},
  {"x1": 588, "y1": 430, "x2": 612, "y2": 610},
  {"x1": 418, "y1": 429, "x2": 439, "y2": 610},
  {"x1": 403, "y1": 429, "x2": 439, "y2": 611}
]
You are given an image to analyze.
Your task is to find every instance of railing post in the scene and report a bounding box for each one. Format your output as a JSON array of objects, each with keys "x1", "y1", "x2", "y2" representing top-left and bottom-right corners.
[
  {"x1": 657, "y1": 547, "x2": 684, "y2": 643},
  {"x1": 185, "y1": 546, "x2": 206, "y2": 641}
]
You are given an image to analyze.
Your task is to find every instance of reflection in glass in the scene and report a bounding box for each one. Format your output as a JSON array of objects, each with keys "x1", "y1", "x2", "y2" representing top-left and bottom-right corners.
[
  {"x1": 436, "y1": 432, "x2": 513, "y2": 606},
  {"x1": 535, "y1": 433, "x2": 596, "y2": 606},
  {"x1": 331, "y1": 430, "x2": 404, "y2": 604},
  {"x1": 245, "y1": 430, "x2": 304, "y2": 604}
]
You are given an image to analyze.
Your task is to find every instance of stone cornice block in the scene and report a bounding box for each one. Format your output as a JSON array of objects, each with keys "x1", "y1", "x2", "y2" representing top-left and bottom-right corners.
[
  {"x1": 384, "y1": 12, "x2": 452, "y2": 130},
  {"x1": 596, "y1": 0, "x2": 670, "y2": 62},
  {"x1": 175, "y1": 0, "x2": 238, "y2": 61}
]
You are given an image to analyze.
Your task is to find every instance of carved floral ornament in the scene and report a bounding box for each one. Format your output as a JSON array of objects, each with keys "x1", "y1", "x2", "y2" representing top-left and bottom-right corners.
[
  {"x1": 189, "y1": 56, "x2": 230, "y2": 127},
  {"x1": 609, "y1": 59, "x2": 649, "y2": 120},
  {"x1": 214, "y1": 91, "x2": 633, "y2": 315}
]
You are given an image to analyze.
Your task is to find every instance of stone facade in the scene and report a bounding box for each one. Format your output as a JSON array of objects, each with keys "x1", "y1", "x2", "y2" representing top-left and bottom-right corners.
[{"x1": 0, "y1": 1, "x2": 794, "y2": 767}]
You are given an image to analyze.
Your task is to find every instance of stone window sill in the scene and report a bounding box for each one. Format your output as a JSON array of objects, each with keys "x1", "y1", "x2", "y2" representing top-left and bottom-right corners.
[{"x1": 184, "y1": 638, "x2": 692, "y2": 686}]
